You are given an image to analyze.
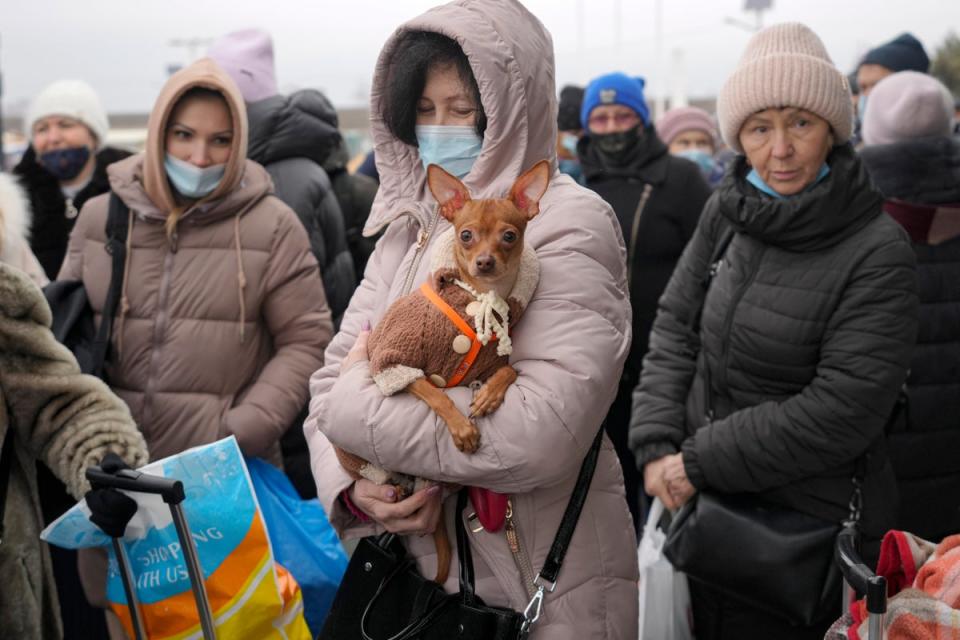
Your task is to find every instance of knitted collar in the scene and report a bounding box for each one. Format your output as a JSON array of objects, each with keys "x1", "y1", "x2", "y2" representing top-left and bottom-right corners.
[{"x1": 429, "y1": 226, "x2": 540, "y2": 311}]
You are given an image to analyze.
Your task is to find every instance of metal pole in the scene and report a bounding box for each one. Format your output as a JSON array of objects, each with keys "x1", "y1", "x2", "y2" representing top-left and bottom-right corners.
[
  {"x1": 113, "y1": 538, "x2": 148, "y2": 640},
  {"x1": 170, "y1": 502, "x2": 217, "y2": 639}
]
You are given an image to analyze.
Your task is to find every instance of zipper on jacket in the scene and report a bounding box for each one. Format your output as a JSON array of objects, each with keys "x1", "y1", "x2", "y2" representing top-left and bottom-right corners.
[
  {"x1": 504, "y1": 500, "x2": 537, "y2": 599},
  {"x1": 400, "y1": 209, "x2": 440, "y2": 296},
  {"x1": 139, "y1": 245, "x2": 177, "y2": 430},
  {"x1": 714, "y1": 244, "x2": 766, "y2": 404},
  {"x1": 627, "y1": 184, "x2": 654, "y2": 291}
]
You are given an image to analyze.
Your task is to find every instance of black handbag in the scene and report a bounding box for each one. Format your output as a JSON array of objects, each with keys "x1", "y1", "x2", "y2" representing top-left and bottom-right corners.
[
  {"x1": 663, "y1": 489, "x2": 852, "y2": 625},
  {"x1": 43, "y1": 192, "x2": 130, "y2": 378},
  {"x1": 319, "y1": 429, "x2": 604, "y2": 640}
]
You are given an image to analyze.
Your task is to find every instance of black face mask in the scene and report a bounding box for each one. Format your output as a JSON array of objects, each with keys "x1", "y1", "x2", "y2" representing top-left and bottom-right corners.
[
  {"x1": 591, "y1": 125, "x2": 642, "y2": 163},
  {"x1": 38, "y1": 146, "x2": 92, "y2": 181}
]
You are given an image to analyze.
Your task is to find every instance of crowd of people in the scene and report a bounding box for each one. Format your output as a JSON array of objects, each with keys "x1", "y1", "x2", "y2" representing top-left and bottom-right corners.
[{"x1": 1, "y1": 1, "x2": 958, "y2": 638}]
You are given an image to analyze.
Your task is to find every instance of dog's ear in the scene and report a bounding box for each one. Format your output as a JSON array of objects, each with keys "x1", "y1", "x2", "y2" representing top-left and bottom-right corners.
[
  {"x1": 509, "y1": 160, "x2": 551, "y2": 220},
  {"x1": 427, "y1": 164, "x2": 471, "y2": 222}
]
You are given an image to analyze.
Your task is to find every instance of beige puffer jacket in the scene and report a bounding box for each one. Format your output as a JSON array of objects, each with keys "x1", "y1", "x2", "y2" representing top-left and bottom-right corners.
[
  {"x1": 59, "y1": 59, "x2": 332, "y2": 461},
  {"x1": 305, "y1": 2, "x2": 638, "y2": 638}
]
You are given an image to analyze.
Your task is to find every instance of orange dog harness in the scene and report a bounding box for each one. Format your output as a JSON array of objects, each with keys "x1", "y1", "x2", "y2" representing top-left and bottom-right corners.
[{"x1": 419, "y1": 281, "x2": 494, "y2": 387}]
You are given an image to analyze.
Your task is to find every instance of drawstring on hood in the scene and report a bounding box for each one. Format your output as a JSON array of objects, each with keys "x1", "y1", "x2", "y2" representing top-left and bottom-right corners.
[{"x1": 234, "y1": 213, "x2": 247, "y2": 343}]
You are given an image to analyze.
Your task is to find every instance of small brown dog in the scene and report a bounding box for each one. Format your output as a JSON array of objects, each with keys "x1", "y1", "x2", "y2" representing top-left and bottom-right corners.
[{"x1": 336, "y1": 160, "x2": 549, "y2": 583}]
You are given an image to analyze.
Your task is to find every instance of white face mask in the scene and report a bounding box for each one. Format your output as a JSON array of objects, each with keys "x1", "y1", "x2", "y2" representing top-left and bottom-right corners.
[{"x1": 163, "y1": 153, "x2": 226, "y2": 198}]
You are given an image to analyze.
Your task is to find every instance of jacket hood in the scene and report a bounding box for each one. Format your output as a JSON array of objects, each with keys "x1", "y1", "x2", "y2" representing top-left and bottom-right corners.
[
  {"x1": 717, "y1": 144, "x2": 883, "y2": 252},
  {"x1": 247, "y1": 89, "x2": 342, "y2": 168},
  {"x1": 143, "y1": 58, "x2": 249, "y2": 213},
  {"x1": 365, "y1": 0, "x2": 559, "y2": 235},
  {"x1": 860, "y1": 136, "x2": 960, "y2": 205}
]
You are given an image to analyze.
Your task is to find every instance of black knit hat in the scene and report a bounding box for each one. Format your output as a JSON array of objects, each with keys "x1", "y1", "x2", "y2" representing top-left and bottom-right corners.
[
  {"x1": 557, "y1": 85, "x2": 585, "y2": 131},
  {"x1": 860, "y1": 33, "x2": 929, "y2": 73}
]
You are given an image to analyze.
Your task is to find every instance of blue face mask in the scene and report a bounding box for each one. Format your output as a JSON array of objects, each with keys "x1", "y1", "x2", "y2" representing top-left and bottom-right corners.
[
  {"x1": 164, "y1": 153, "x2": 226, "y2": 199},
  {"x1": 676, "y1": 149, "x2": 717, "y2": 177},
  {"x1": 39, "y1": 146, "x2": 91, "y2": 181},
  {"x1": 858, "y1": 94, "x2": 868, "y2": 120},
  {"x1": 746, "y1": 163, "x2": 831, "y2": 199},
  {"x1": 415, "y1": 125, "x2": 483, "y2": 179},
  {"x1": 560, "y1": 133, "x2": 579, "y2": 156}
]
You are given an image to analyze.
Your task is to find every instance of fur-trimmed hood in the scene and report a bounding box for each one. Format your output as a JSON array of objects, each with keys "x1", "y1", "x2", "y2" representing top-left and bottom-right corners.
[
  {"x1": 0, "y1": 173, "x2": 31, "y2": 254},
  {"x1": 0, "y1": 173, "x2": 46, "y2": 286}
]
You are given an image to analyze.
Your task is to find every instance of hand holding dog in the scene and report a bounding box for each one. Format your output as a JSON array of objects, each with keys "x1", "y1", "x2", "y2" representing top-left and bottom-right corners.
[{"x1": 349, "y1": 479, "x2": 444, "y2": 536}]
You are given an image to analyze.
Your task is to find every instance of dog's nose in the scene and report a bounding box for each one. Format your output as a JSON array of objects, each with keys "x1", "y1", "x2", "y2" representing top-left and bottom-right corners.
[{"x1": 475, "y1": 255, "x2": 495, "y2": 273}]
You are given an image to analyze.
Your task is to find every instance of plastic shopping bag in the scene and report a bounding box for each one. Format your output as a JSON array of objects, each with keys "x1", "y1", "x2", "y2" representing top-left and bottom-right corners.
[
  {"x1": 637, "y1": 498, "x2": 695, "y2": 640},
  {"x1": 42, "y1": 437, "x2": 311, "y2": 640},
  {"x1": 246, "y1": 457, "x2": 348, "y2": 636}
]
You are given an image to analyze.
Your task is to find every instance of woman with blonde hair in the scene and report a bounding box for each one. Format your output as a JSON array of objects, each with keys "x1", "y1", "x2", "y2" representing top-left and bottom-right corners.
[{"x1": 59, "y1": 58, "x2": 332, "y2": 633}]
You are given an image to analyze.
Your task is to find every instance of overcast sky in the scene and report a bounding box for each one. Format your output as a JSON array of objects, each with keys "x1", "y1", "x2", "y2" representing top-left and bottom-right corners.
[{"x1": 3, "y1": 0, "x2": 957, "y2": 118}]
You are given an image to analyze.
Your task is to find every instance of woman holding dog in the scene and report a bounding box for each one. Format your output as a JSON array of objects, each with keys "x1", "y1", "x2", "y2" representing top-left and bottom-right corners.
[
  {"x1": 629, "y1": 23, "x2": 918, "y2": 639},
  {"x1": 306, "y1": 1, "x2": 638, "y2": 638}
]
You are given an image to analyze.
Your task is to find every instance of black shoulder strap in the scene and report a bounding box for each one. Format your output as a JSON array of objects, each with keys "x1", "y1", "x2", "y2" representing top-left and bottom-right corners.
[
  {"x1": 537, "y1": 427, "x2": 604, "y2": 585},
  {"x1": 0, "y1": 427, "x2": 15, "y2": 545},
  {"x1": 89, "y1": 193, "x2": 130, "y2": 378}
]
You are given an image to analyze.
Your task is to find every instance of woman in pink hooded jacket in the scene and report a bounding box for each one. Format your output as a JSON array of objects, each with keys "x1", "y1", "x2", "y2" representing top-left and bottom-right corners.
[{"x1": 305, "y1": 2, "x2": 638, "y2": 638}]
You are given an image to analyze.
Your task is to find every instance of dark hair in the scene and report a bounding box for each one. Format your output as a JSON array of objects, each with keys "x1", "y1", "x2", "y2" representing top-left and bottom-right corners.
[{"x1": 381, "y1": 31, "x2": 486, "y2": 146}]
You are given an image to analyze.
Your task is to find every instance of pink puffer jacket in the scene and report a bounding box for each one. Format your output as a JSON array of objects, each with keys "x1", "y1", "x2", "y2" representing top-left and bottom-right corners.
[{"x1": 305, "y1": 1, "x2": 639, "y2": 638}]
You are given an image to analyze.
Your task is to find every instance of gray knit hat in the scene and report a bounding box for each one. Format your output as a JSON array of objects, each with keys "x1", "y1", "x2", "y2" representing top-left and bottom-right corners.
[
  {"x1": 862, "y1": 71, "x2": 955, "y2": 146},
  {"x1": 717, "y1": 23, "x2": 852, "y2": 153}
]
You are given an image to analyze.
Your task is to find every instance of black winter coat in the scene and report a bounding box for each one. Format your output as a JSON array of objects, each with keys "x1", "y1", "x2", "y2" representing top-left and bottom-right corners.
[
  {"x1": 14, "y1": 146, "x2": 131, "y2": 280},
  {"x1": 630, "y1": 145, "x2": 919, "y2": 537},
  {"x1": 580, "y1": 125, "x2": 711, "y2": 529},
  {"x1": 247, "y1": 90, "x2": 355, "y2": 325},
  {"x1": 580, "y1": 125, "x2": 711, "y2": 379},
  {"x1": 861, "y1": 136, "x2": 960, "y2": 540}
]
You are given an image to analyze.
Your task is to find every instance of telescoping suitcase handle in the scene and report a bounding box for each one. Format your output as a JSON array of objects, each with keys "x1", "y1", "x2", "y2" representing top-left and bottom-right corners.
[
  {"x1": 86, "y1": 465, "x2": 217, "y2": 640},
  {"x1": 836, "y1": 526, "x2": 886, "y2": 640}
]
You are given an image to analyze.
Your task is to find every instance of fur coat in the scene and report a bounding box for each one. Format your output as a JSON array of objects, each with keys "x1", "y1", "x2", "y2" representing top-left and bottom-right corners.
[
  {"x1": 0, "y1": 173, "x2": 46, "y2": 286},
  {"x1": 0, "y1": 263, "x2": 148, "y2": 640}
]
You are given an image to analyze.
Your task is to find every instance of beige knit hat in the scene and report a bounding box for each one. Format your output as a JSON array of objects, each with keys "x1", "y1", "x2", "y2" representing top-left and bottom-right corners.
[{"x1": 717, "y1": 23, "x2": 852, "y2": 153}]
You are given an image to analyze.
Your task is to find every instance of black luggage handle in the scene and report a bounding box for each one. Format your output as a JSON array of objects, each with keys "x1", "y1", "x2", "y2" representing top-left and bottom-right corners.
[
  {"x1": 86, "y1": 466, "x2": 186, "y2": 505},
  {"x1": 836, "y1": 526, "x2": 887, "y2": 615}
]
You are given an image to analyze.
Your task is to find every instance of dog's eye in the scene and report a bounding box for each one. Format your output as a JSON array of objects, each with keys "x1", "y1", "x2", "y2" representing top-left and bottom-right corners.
[
  {"x1": 503, "y1": 231, "x2": 517, "y2": 243},
  {"x1": 460, "y1": 230, "x2": 473, "y2": 243}
]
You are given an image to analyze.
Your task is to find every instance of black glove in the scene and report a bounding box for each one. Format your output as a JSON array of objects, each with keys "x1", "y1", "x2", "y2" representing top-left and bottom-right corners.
[{"x1": 85, "y1": 453, "x2": 138, "y2": 538}]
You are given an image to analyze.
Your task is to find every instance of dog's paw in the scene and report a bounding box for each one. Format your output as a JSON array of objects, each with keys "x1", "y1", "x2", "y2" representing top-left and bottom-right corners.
[
  {"x1": 470, "y1": 382, "x2": 507, "y2": 417},
  {"x1": 448, "y1": 415, "x2": 481, "y2": 453}
]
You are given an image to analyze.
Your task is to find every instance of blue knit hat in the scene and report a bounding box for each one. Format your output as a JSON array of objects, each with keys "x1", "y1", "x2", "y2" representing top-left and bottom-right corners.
[
  {"x1": 860, "y1": 33, "x2": 929, "y2": 73},
  {"x1": 580, "y1": 72, "x2": 650, "y2": 129}
]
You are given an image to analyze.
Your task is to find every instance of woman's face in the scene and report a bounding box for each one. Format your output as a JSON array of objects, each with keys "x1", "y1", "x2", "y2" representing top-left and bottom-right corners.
[
  {"x1": 668, "y1": 129, "x2": 714, "y2": 155},
  {"x1": 165, "y1": 94, "x2": 233, "y2": 167},
  {"x1": 416, "y1": 63, "x2": 478, "y2": 127},
  {"x1": 739, "y1": 107, "x2": 833, "y2": 196},
  {"x1": 32, "y1": 115, "x2": 96, "y2": 154}
]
